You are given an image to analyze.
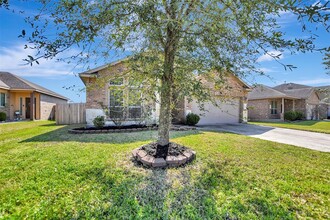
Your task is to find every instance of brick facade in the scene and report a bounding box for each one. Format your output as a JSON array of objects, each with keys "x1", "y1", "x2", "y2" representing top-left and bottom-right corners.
[
  {"x1": 248, "y1": 96, "x2": 320, "y2": 121},
  {"x1": 84, "y1": 63, "x2": 127, "y2": 109},
  {"x1": 248, "y1": 99, "x2": 282, "y2": 120}
]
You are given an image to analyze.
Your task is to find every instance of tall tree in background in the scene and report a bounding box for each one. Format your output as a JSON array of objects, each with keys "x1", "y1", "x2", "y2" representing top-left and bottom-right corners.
[{"x1": 18, "y1": 0, "x2": 330, "y2": 151}]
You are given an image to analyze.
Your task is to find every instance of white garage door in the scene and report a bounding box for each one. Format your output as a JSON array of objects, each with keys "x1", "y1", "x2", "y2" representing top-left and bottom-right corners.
[{"x1": 191, "y1": 99, "x2": 240, "y2": 125}]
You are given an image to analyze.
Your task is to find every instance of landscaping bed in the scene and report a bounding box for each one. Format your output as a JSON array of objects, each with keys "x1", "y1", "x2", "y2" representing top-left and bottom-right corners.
[
  {"x1": 68, "y1": 124, "x2": 196, "y2": 134},
  {"x1": 133, "y1": 142, "x2": 196, "y2": 168}
]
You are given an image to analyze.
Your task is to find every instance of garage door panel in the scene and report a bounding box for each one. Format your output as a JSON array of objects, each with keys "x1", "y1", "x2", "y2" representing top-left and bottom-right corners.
[{"x1": 191, "y1": 99, "x2": 240, "y2": 125}]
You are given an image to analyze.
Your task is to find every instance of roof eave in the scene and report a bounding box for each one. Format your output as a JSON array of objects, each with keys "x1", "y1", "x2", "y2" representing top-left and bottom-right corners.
[
  {"x1": 248, "y1": 96, "x2": 299, "y2": 100},
  {"x1": 78, "y1": 57, "x2": 129, "y2": 76}
]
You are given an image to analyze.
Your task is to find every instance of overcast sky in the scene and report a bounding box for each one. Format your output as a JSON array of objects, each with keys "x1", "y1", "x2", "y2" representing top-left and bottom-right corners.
[{"x1": 0, "y1": 1, "x2": 329, "y2": 102}]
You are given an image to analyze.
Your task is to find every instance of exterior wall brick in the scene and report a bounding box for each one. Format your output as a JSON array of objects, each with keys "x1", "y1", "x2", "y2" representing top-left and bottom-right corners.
[
  {"x1": 294, "y1": 99, "x2": 306, "y2": 117},
  {"x1": 248, "y1": 99, "x2": 282, "y2": 120},
  {"x1": 248, "y1": 98, "x2": 311, "y2": 121},
  {"x1": 84, "y1": 63, "x2": 127, "y2": 109},
  {"x1": 284, "y1": 99, "x2": 294, "y2": 112},
  {"x1": 40, "y1": 94, "x2": 67, "y2": 120}
]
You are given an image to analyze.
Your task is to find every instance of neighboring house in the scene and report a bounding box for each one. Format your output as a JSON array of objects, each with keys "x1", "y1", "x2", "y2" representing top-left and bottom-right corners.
[
  {"x1": 316, "y1": 85, "x2": 330, "y2": 119},
  {"x1": 247, "y1": 83, "x2": 325, "y2": 121},
  {"x1": 79, "y1": 60, "x2": 251, "y2": 126},
  {"x1": 0, "y1": 72, "x2": 68, "y2": 121}
]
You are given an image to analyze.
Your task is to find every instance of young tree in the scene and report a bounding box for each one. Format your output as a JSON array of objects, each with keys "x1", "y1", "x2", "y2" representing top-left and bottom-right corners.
[{"x1": 21, "y1": 0, "x2": 329, "y2": 152}]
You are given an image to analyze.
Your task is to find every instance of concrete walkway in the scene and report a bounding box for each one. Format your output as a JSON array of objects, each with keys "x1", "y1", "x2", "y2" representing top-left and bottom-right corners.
[{"x1": 199, "y1": 124, "x2": 330, "y2": 152}]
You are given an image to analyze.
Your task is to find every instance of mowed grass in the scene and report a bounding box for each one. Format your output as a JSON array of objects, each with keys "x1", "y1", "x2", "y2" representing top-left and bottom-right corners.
[
  {"x1": 0, "y1": 121, "x2": 329, "y2": 219},
  {"x1": 250, "y1": 121, "x2": 330, "y2": 134}
]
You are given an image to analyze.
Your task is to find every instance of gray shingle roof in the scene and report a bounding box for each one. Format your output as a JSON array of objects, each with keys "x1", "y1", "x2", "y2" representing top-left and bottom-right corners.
[
  {"x1": 279, "y1": 87, "x2": 314, "y2": 99},
  {"x1": 248, "y1": 82, "x2": 322, "y2": 100},
  {"x1": 248, "y1": 84, "x2": 298, "y2": 100},
  {"x1": 272, "y1": 83, "x2": 315, "y2": 99},
  {"x1": 0, "y1": 72, "x2": 68, "y2": 100},
  {"x1": 273, "y1": 83, "x2": 311, "y2": 91}
]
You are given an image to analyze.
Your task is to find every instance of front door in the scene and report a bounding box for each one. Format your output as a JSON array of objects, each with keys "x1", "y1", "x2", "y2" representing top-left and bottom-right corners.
[{"x1": 25, "y1": 98, "x2": 30, "y2": 119}]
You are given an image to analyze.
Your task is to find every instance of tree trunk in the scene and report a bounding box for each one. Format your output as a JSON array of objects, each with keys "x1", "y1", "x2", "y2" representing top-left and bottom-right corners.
[
  {"x1": 156, "y1": 1, "x2": 179, "y2": 158},
  {"x1": 156, "y1": 76, "x2": 172, "y2": 157},
  {"x1": 156, "y1": 38, "x2": 176, "y2": 158}
]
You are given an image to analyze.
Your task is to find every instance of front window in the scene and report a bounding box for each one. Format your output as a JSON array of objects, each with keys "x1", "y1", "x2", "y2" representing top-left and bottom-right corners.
[
  {"x1": 270, "y1": 100, "x2": 277, "y2": 114},
  {"x1": 109, "y1": 89, "x2": 124, "y2": 118},
  {"x1": 0, "y1": 93, "x2": 5, "y2": 107},
  {"x1": 108, "y1": 79, "x2": 143, "y2": 120},
  {"x1": 128, "y1": 89, "x2": 142, "y2": 119}
]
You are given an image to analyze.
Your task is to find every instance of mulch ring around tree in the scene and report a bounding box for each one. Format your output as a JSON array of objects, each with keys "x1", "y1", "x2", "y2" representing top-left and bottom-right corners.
[
  {"x1": 132, "y1": 142, "x2": 196, "y2": 168},
  {"x1": 68, "y1": 124, "x2": 196, "y2": 134}
]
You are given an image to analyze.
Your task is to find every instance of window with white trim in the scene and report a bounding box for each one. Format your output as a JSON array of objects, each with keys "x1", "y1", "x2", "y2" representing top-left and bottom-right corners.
[{"x1": 0, "y1": 93, "x2": 6, "y2": 107}]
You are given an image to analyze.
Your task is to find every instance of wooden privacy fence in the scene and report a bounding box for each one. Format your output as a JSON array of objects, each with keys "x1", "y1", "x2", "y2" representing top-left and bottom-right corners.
[{"x1": 56, "y1": 103, "x2": 86, "y2": 125}]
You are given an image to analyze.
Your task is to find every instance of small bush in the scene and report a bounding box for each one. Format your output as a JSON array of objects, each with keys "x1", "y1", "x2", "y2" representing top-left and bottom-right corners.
[
  {"x1": 93, "y1": 116, "x2": 105, "y2": 128},
  {"x1": 0, "y1": 112, "x2": 6, "y2": 121},
  {"x1": 186, "y1": 113, "x2": 200, "y2": 126},
  {"x1": 284, "y1": 111, "x2": 297, "y2": 121},
  {"x1": 284, "y1": 111, "x2": 304, "y2": 121},
  {"x1": 295, "y1": 111, "x2": 304, "y2": 120}
]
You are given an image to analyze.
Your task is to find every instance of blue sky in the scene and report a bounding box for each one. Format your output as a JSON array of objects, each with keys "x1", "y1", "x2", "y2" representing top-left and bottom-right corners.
[{"x1": 0, "y1": 2, "x2": 329, "y2": 102}]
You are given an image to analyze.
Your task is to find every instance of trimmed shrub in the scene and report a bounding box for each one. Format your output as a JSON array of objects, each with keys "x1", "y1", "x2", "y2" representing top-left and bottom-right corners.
[
  {"x1": 284, "y1": 111, "x2": 297, "y2": 121},
  {"x1": 186, "y1": 113, "x2": 200, "y2": 126},
  {"x1": 295, "y1": 111, "x2": 304, "y2": 120},
  {"x1": 284, "y1": 110, "x2": 304, "y2": 121},
  {"x1": 0, "y1": 112, "x2": 6, "y2": 121},
  {"x1": 93, "y1": 116, "x2": 105, "y2": 128}
]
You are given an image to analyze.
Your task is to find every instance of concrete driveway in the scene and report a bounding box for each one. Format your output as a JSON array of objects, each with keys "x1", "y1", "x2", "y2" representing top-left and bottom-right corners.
[{"x1": 199, "y1": 123, "x2": 330, "y2": 152}]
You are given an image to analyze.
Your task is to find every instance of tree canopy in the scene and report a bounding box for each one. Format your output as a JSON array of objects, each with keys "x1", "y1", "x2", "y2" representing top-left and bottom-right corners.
[{"x1": 13, "y1": 0, "x2": 330, "y2": 147}]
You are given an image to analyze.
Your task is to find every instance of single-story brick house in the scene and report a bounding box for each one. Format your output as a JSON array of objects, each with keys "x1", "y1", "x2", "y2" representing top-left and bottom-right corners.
[
  {"x1": 247, "y1": 83, "x2": 325, "y2": 121},
  {"x1": 0, "y1": 72, "x2": 68, "y2": 121},
  {"x1": 79, "y1": 60, "x2": 251, "y2": 126}
]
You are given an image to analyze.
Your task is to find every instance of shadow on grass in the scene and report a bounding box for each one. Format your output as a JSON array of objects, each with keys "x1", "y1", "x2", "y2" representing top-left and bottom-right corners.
[
  {"x1": 20, "y1": 123, "x2": 202, "y2": 144},
  {"x1": 69, "y1": 159, "x2": 294, "y2": 219},
  {"x1": 73, "y1": 164, "x2": 222, "y2": 218},
  {"x1": 199, "y1": 123, "x2": 276, "y2": 136}
]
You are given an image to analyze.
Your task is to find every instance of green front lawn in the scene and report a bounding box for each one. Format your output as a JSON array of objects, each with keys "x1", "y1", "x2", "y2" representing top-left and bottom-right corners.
[
  {"x1": 0, "y1": 121, "x2": 329, "y2": 219},
  {"x1": 250, "y1": 121, "x2": 330, "y2": 134}
]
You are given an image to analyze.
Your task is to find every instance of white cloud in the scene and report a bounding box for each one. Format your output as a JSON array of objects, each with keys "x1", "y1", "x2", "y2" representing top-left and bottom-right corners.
[
  {"x1": 0, "y1": 43, "x2": 81, "y2": 78},
  {"x1": 258, "y1": 67, "x2": 277, "y2": 73},
  {"x1": 293, "y1": 78, "x2": 330, "y2": 85},
  {"x1": 257, "y1": 50, "x2": 284, "y2": 62},
  {"x1": 267, "y1": 9, "x2": 296, "y2": 26}
]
